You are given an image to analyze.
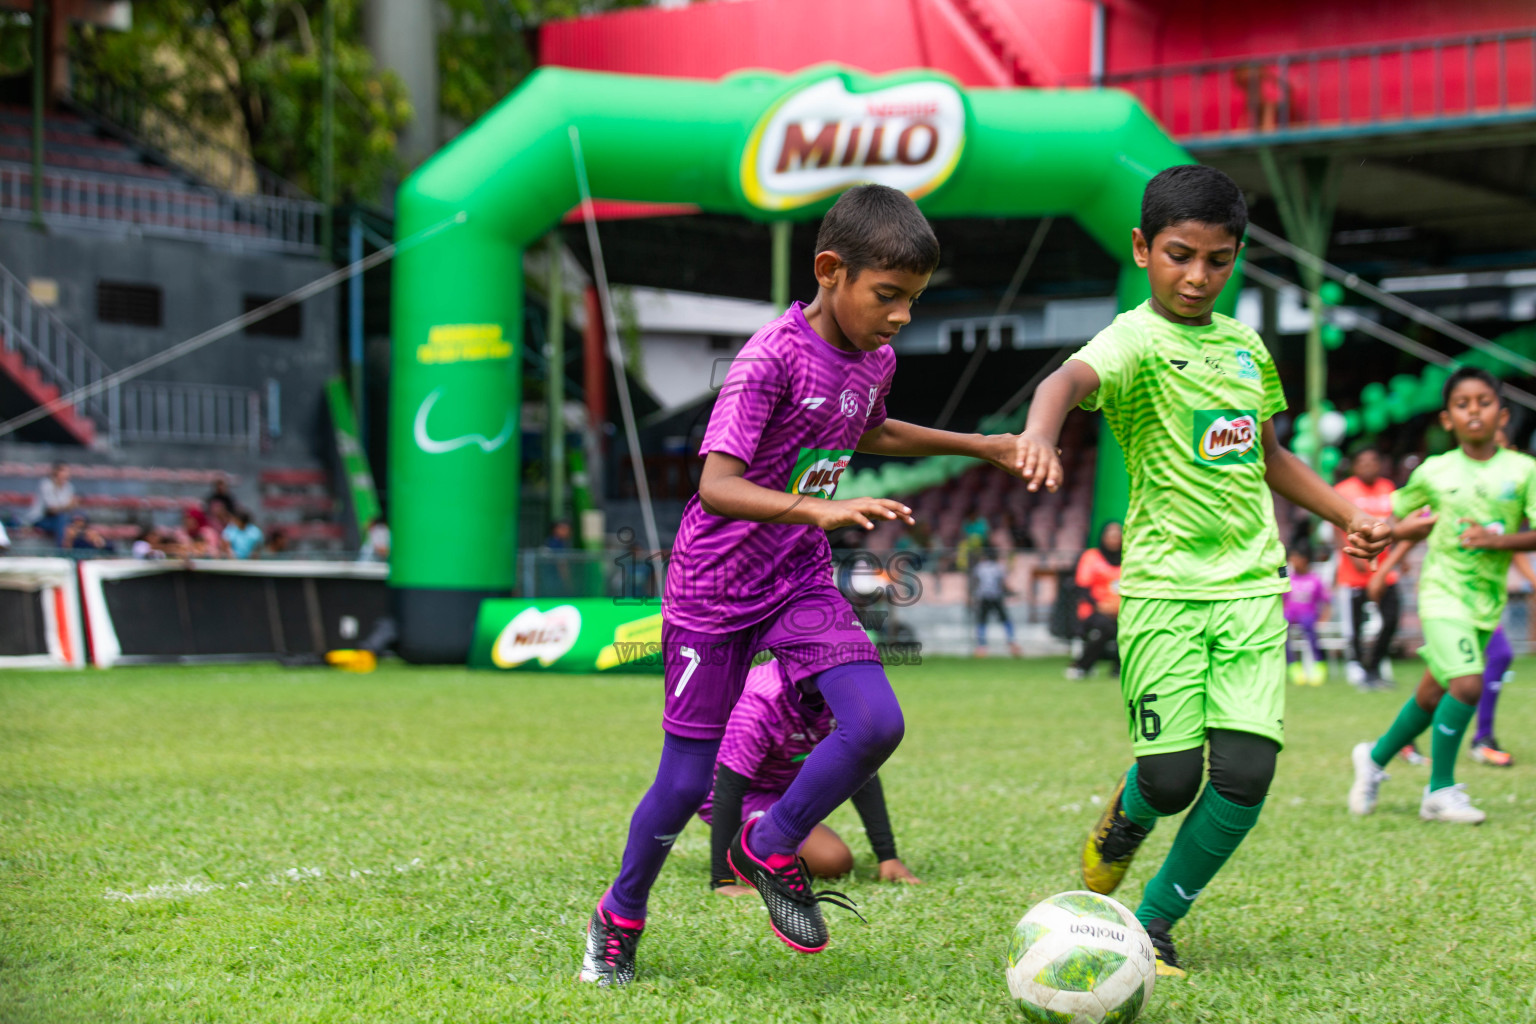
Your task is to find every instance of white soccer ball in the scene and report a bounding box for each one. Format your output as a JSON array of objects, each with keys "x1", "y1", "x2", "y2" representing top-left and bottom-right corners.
[{"x1": 1006, "y1": 891, "x2": 1156, "y2": 1023}]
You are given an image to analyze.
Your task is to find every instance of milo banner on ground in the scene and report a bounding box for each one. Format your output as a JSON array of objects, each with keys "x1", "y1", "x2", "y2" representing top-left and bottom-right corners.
[{"x1": 468, "y1": 599, "x2": 665, "y2": 674}]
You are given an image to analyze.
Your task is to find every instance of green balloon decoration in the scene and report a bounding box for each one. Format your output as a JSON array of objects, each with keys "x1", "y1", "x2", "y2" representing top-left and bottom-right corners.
[
  {"x1": 1321, "y1": 323, "x2": 1345, "y2": 349},
  {"x1": 1319, "y1": 281, "x2": 1345, "y2": 306},
  {"x1": 1319, "y1": 445, "x2": 1342, "y2": 476}
]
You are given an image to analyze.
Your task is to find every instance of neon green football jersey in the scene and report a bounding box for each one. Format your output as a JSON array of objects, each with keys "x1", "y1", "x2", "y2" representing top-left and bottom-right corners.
[
  {"x1": 1392, "y1": 446, "x2": 1536, "y2": 630},
  {"x1": 1070, "y1": 302, "x2": 1288, "y2": 600}
]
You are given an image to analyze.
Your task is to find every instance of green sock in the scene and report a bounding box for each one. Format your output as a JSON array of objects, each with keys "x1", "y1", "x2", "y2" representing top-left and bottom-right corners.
[
  {"x1": 1120, "y1": 763, "x2": 1161, "y2": 830},
  {"x1": 1370, "y1": 697, "x2": 1434, "y2": 768},
  {"x1": 1135, "y1": 785, "x2": 1263, "y2": 928},
  {"x1": 1428, "y1": 694, "x2": 1476, "y2": 792}
]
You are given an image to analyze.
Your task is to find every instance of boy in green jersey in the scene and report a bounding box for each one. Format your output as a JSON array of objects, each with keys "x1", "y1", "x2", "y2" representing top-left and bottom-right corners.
[
  {"x1": 1348, "y1": 367, "x2": 1536, "y2": 824},
  {"x1": 1013, "y1": 165, "x2": 1391, "y2": 977}
]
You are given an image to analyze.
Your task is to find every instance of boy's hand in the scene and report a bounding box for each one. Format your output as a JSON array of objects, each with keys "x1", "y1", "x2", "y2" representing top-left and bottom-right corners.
[
  {"x1": 1014, "y1": 433, "x2": 1063, "y2": 493},
  {"x1": 1459, "y1": 520, "x2": 1504, "y2": 550},
  {"x1": 877, "y1": 858, "x2": 922, "y2": 884},
  {"x1": 1341, "y1": 514, "x2": 1391, "y2": 559},
  {"x1": 1393, "y1": 513, "x2": 1437, "y2": 543},
  {"x1": 980, "y1": 433, "x2": 1025, "y2": 479},
  {"x1": 816, "y1": 498, "x2": 915, "y2": 532},
  {"x1": 712, "y1": 883, "x2": 753, "y2": 897}
]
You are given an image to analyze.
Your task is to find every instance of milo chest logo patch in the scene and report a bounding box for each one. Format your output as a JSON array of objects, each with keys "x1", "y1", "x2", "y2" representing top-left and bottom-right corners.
[
  {"x1": 787, "y1": 447, "x2": 854, "y2": 498},
  {"x1": 1193, "y1": 409, "x2": 1258, "y2": 465}
]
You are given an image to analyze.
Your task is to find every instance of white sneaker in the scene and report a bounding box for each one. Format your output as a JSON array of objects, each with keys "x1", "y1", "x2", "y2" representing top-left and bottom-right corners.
[
  {"x1": 1348, "y1": 741, "x2": 1389, "y2": 815},
  {"x1": 1345, "y1": 660, "x2": 1367, "y2": 686},
  {"x1": 1379, "y1": 659, "x2": 1396, "y2": 684},
  {"x1": 1419, "y1": 783, "x2": 1486, "y2": 824},
  {"x1": 1064, "y1": 666, "x2": 1085, "y2": 680}
]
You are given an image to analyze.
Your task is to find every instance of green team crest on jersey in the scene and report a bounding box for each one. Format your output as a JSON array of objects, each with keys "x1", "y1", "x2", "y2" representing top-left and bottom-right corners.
[
  {"x1": 787, "y1": 447, "x2": 854, "y2": 498},
  {"x1": 1192, "y1": 409, "x2": 1259, "y2": 466}
]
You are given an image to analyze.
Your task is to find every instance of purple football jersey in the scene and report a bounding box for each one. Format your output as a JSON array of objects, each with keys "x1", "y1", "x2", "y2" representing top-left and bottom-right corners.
[
  {"x1": 698, "y1": 659, "x2": 833, "y2": 822},
  {"x1": 664, "y1": 302, "x2": 895, "y2": 633},
  {"x1": 1284, "y1": 571, "x2": 1328, "y2": 619}
]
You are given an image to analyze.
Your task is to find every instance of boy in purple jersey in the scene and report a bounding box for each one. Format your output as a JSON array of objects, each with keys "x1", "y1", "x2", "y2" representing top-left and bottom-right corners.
[
  {"x1": 579, "y1": 185, "x2": 1024, "y2": 986},
  {"x1": 700, "y1": 658, "x2": 921, "y2": 891}
]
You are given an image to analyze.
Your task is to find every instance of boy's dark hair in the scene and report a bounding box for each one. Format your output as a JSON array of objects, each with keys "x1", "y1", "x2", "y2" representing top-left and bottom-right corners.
[
  {"x1": 1140, "y1": 165, "x2": 1248, "y2": 245},
  {"x1": 1443, "y1": 366, "x2": 1501, "y2": 408},
  {"x1": 815, "y1": 184, "x2": 940, "y2": 281}
]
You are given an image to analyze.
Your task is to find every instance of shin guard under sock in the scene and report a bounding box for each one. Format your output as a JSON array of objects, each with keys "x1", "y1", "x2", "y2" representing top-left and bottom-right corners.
[
  {"x1": 749, "y1": 661, "x2": 903, "y2": 858},
  {"x1": 1428, "y1": 694, "x2": 1476, "y2": 792},
  {"x1": 604, "y1": 732, "x2": 720, "y2": 921},
  {"x1": 1371, "y1": 697, "x2": 1434, "y2": 768},
  {"x1": 1135, "y1": 784, "x2": 1263, "y2": 929}
]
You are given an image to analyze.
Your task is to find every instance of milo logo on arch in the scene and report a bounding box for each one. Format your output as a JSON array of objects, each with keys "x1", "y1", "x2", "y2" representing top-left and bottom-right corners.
[
  {"x1": 1193, "y1": 409, "x2": 1258, "y2": 465},
  {"x1": 787, "y1": 447, "x2": 854, "y2": 498}
]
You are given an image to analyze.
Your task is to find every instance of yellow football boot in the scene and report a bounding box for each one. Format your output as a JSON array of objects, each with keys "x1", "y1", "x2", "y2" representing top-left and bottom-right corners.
[
  {"x1": 1082, "y1": 774, "x2": 1152, "y2": 895},
  {"x1": 1146, "y1": 921, "x2": 1188, "y2": 979}
]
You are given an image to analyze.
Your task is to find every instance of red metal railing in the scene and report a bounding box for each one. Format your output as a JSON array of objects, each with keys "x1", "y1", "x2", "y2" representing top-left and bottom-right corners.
[{"x1": 1092, "y1": 29, "x2": 1536, "y2": 145}]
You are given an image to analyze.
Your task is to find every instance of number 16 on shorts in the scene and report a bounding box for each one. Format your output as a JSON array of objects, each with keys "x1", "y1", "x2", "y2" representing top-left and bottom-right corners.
[{"x1": 1128, "y1": 694, "x2": 1162, "y2": 742}]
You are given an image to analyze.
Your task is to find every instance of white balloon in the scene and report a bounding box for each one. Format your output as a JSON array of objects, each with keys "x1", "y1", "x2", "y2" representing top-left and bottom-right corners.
[{"x1": 1319, "y1": 410, "x2": 1347, "y2": 445}]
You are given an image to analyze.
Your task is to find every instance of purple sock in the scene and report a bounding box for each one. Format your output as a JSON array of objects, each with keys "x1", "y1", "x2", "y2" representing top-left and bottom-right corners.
[
  {"x1": 749, "y1": 661, "x2": 904, "y2": 859},
  {"x1": 603, "y1": 732, "x2": 720, "y2": 921},
  {"x1": 1475, "y1": 626, "x2": 1512, "y2": 743}
]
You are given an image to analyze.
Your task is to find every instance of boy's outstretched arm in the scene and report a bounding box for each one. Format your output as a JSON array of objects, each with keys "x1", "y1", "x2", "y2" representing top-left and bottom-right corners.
[
  {"x1": 1260, "y1": 421, "x2": 1392, "y2": 559},
  {"x1": 855, "y1": 419, "x2": 1019, "y2": 476},
  {"x1": 1366, "y1": 539, "x2": 1417, "y2": 602},
  {"x1": 698, "y1": 452, "x2": 915, "y2": 532},
  {"x1": 1459, "y1": 522, "x2": 1536, "y2": 551},
  {"x1": 1016, "y1": 361, "x2": 1102, "y2": 493}
]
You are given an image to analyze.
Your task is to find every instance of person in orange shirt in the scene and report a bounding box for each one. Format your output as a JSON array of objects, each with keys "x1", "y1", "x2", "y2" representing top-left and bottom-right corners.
[
  {"x1": 1067, "y1": 521, "x2": 1122, "y2": 679},
  {"x1": 1334, "y1": 447, "x2": 1399, "y2": 689}
]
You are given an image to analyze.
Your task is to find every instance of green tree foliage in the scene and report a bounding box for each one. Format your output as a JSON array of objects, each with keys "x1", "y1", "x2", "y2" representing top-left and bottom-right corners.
[
  {"x1": 73, "y1": 0, "x2": 411, "y2": 202},
  {"x1": 437, "y1": 0, "x2": 648, "y2": 130}
]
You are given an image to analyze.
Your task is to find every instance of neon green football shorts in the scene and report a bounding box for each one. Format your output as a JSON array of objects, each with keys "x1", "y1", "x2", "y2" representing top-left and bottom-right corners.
[
  {"x1": 1118, "y1": 595, "x2": 1289, "y2": 756},
  {"x1": 1418, "y1": 619, "x2": 1493, "y2": 685}
]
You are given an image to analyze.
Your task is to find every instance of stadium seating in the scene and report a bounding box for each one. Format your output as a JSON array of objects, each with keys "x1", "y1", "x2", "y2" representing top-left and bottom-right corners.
[
  {"x1": 0, "y1": 460, "x2": 344, "y2": 553},
  {"x1": 0, "y1": 105, "x2": 314, "y2": 250}
]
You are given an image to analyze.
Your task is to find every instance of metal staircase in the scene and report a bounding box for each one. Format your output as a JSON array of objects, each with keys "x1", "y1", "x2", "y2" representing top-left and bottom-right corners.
[
  {"x1": 0, "y1": 261, "x2": 108, "y2": 445},
  {"x1": 0, "y1": 258, "x2": 263, "y2": 450}
]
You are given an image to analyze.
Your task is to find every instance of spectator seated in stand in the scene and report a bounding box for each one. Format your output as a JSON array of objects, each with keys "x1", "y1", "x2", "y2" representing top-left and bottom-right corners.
[
  {"x1": 957, "y1": 512, "x2": 991, "y2": 570},
  {"x1": 1066, "y1": 521, "x2": 1123, "y2": 679},
  {"x1": 171, "y1": 508, "x2": 226, "y2": 558},
  {"x1": 130, "y1": 524, "x2": 170, "y2": 560},
  {"x1": 264, "y1": 527, "x2": 291, "y2": 558},
  {"x1": 28, "y1": 462, "x2": 77, "y2": 546},
  {"x1": 206, "y1": 476, "x2": 237, "y2": 519},
  {"x1": 223, "y1": 509, "x2": 265, "y2": 560},
  {"x1": 62, "y1": 514, "x2": 112, "y2": 553}
]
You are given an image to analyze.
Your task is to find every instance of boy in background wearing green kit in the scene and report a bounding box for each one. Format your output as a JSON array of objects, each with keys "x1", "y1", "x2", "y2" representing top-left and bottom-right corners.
[
  {"x1": 1013, "y1": 165, "x2": 1391, "y2": 977},
  {"x1": 1348, "y1": 367, "x2": 1536, "y2": 824}
]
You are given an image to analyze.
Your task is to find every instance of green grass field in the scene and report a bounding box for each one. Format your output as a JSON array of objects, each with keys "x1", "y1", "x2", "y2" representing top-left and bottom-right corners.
[{"x1": 2, "y1": 657, "x2": 1534, "y2": 1023}]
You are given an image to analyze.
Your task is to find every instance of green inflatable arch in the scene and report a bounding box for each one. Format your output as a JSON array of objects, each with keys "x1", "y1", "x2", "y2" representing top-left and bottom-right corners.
[{"x1": 390, "y1": 64, "x2": 1204, "y2": 663}]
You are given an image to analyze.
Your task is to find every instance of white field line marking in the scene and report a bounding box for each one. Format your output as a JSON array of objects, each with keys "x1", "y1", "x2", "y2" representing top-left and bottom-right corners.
[{"x1": 103, "y1": 858, "x2": 425, "y2": 901}]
